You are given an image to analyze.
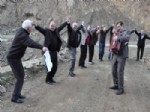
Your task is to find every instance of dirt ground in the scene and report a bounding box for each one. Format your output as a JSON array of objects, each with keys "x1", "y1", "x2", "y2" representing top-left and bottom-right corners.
[{"x1": 0, "y1": 46, "x2": 150, "y2": 112}]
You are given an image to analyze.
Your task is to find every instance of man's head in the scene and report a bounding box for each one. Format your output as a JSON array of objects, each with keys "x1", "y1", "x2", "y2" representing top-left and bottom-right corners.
[
  {"x1": 49, "y1": 21, "x2": 56, "y2": 31},
  {"x1": 87, "y1": 25, "x2": 91, "y2": 31},
  {"x1": 72, "y1": 22, "x2": 78, "y2": 31},
  {"x1": 116, "y1": 21, "x2": 124, "y2": 31},
  {"x1": 141, "y1": 30, "x2": 144, "y2": 34},
  {"x1": 103, "y1": 27, "x2": 107, "y2": 31},
  {"x1": 22, "y1": 19, "x2": 33, "y2": 33}
]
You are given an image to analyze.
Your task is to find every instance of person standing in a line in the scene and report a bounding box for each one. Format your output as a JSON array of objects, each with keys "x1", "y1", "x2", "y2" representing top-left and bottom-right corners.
[
  {"x1": 88, "y1": 26, "x2": 100, "y2": 64},
  {"x1": 79, "y1": 22, "x2": 90, "y2": 69},
  {"x1": 34, "y1": 18, "x2": 69, "y2": 84},
  {"x1": 67, "y1": 21, "x2": 83, "y2": 77},
  {"x1": 99, "y1": 25, "x2": 113, "y2": 61},
  {"x1": 134, "y1": 29, "x2": 150, "y2": 61},
  {"x1": 108, "y1": 25, "x2": 115, "y2": 60},
  {"x1": 7, "y1": 20, "x2": 48, "y2": 103}
]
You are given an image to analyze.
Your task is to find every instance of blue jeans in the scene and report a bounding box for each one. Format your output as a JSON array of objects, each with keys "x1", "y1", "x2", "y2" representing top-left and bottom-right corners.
[
  {"x1": 69, "y1": 47, "x2": 77, "y2": 73},
  {"x1": 108, "y1": 51, "x2": 114, "y2": 60},
  {"x1": 99, "y1": 42, "x2": 105, "y2": 60}
]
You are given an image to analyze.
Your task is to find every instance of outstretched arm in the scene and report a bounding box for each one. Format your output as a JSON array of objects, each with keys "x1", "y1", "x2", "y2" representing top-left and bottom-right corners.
[
  {"x1": 21, "y1": 36, "x2": 43, "y2": 49},
  {"x1": 57, "y1": 21, "x2": 68, "y2": 33},
  {"x1": 34, "y1": 25, "x2": 47, "y2": 36},
  {"x1": 106, "y1": 26, "x2": 113, "y2": 34},
  {"x1": 130, "y1": 30, "x2": 135, "y2": 34},
  {"x1": 145, "y1": 34, "x2": 150, "y2": 40},
  {"x1": 67, "y1": 23, "x2": 72, "y2": 33},
  {"x1": 135, "y1": 29, "x2": 140, "y2": 37},
  {"x1": 77, "y1": 25, "x2": 84, "y2": 31}
]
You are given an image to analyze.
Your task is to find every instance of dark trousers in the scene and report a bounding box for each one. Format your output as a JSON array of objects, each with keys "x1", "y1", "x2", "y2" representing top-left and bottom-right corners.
[
  {"x1": 112, "y1": 55, "x2": 126, "y2": 90},
  {"x1": 137, "y1": 46, "x2": 145, "y2": 60},
  {"x1": 79, "y1": 45, "x2": 87, "y2": 67},
  {"x1": 46, "y1": 51, "x2": 57, "y2": 82},
  {"x1": 99, "y1": 42, "x2": 105, "y2": 60},
  {"x1": 88, "y1": 45, "x2": 94, "y2": 62},
  {"x1": 7, "y1": 58, "x2": 25, "y2": 98}
]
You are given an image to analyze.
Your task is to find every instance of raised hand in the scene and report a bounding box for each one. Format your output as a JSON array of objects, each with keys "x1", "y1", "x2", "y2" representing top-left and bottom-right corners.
[
  {"x1": 81, "y1": 21, "x2": 85, "y2": 26},
  {"x1": 67, "y1": 16, "x2": 71, "y2": 24},
  {"x1": 32, "y1": 21, "x2": 38, "y2": 26}
]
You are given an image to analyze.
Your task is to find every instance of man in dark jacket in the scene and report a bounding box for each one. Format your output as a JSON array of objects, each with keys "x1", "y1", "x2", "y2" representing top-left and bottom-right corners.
[
  {"x1": 108, "y1": 25, "x2": 114, "y2": 60},
  {"x1": 99, "y1": 25, "x2": 113, "y2": 61},
  {"x1": 88, "y1": 27, "x2": 100, "y2": 64},
  {"x1": 134, "y1": 29, "x2": 150, "y2": 61},
  {"x1": 7, "y1": 19, "x2": 48, "y2": 103},
  {"x1": 67, "y1": 22, "x2": 83, "y2": 77},
  {"x1": 34, "y1": 19, "x2": 69, "y2": 84},
  {"x1": 109, "y1": 21, "x2": 132, "y2": 95}
]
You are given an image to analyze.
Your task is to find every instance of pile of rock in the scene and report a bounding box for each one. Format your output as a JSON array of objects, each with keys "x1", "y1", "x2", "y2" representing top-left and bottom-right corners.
[
  {"x1": 0, "y1": 85, "x2": 6, "y2": 96},
  {"x1": 144, "y1": 54, "x2": 150, "y2": 70}
]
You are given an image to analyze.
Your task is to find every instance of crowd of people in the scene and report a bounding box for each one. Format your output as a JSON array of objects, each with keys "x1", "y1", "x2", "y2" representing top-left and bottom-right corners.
[{"x1": 6, "y1": 17, "x2": 150, "y2": 103}]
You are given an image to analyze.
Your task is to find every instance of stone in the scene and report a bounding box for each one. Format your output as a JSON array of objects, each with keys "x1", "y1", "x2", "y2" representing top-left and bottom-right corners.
[{"x1": 0, "y1": 85, "x2": 6, "y2": 95}]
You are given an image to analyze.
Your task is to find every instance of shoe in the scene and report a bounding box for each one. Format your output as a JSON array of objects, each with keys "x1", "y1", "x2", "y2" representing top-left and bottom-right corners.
[
  {"x1": 69, "y1": 72, "x2": 76, "y2": 77},
  {"x1": 46, "y1": 81, "x2": 53, "y2": 85},
  {"x1": 11, "y1": 98, "x2": 24, "y2": 103},
  {"x1": 116, "y1": 89, "x2": 124, "y2": 95},
  {"x1": 18, "y1": 95, "x2": 26, "y2": 99},
  {"x1": 136, "y1": 59, "x2": 139, "y2": 61},
  {"x1": 51, "y1": 79, "x2": 56, "y2": 83},
  {"x1": 109, "y1": 86, "x2": 118, "y2": 90},
  {"x1": 99, "y1": 59, "x2": 103, "y2": 62},
  {"x1": 88, "y1": 62, "x2": 94, "y2": 65},
  {"x1": 79, "y1": 66, "x2": 83, "y2": 69},
  {"x1": 82, "y1": 66, "x2": 87, "y2": 68},
  {"x1": 80, "y1": 66, "x2": 87, "y2": 69}
]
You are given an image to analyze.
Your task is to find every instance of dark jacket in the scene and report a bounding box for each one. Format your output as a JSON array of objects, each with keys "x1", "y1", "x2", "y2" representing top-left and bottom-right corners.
[
  {"x1": 135, "y1": 30, "x2": 150, "y2": 47},
  {"x1": 89, "y1": 29, "x2": 98, "y2": 45},
  {"x1": 67, "y1": 24, "x2": 83, "y2": 48},
  {"x1": 99, "y1": 26, "x2": 112, "y2": 44},
  {"x1": 109, "y1": 26, "x2": 114, "y2": 44},
  {"x1": 7, "y1": 28, "x2": 43, "y2": 59},
  {"x1": 35, "y1": 22, "x2": 68, "y2": 52}
]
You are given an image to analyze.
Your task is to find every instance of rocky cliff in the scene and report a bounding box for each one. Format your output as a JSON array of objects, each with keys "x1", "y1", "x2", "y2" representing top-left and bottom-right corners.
[{"x1": 1, "y1": 0, "x2": 146, "y2": 30}]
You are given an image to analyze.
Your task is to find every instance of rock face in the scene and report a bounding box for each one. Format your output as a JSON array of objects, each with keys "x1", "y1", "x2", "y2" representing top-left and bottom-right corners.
[
  {"x1": 0, "y1": 85, "x2": 6, "y2": 96},
  {"x1": 0, "y1": 0, "x2": 144, "y2": 29},
  {"x1": 111, "y1": 0, "x2": 150, "y2": 31}
]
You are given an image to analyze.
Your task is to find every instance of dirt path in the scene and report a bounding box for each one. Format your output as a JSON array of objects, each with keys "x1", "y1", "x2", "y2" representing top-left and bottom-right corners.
[{"x1": 0, "y1": 46, "x2": 150, "y2": 112}]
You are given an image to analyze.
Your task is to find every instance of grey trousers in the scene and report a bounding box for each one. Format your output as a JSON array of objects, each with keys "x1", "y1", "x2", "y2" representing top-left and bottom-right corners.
[
  {"x1": 69, "y1": 47, "x2": 77, "y2": 73},
  {"x1": 112, "y1": 55, "x2": 126, "y2": 90}
]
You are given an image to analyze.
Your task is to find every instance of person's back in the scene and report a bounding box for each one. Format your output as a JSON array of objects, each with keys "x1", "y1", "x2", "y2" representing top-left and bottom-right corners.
[
  {"x1": 99, "y1": 30, "x2": 108, "y2": 43},
  {"x1": 7, "y1": 27, "x2": 42, "y2": 59}
]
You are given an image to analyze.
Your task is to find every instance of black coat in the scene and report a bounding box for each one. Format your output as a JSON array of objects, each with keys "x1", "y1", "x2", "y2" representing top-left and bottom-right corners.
[
  {"x1": 99, "y1": 26, "x2": 112, "y2": 44},
  {"x1": 89, "y1": 29, "x2": 98, "y2": 45},
  {"x1": 67, "y1": 24, "x2": 83, "y2": 48},
  {"x1": 7, "y1": 28, "x2": 43, "y2": 59},
  {"x1": 35, "y1": 22, "x2": 68, "y2": 52},
  {"x1": 135, "y1": 30, "x2": 150, "y2": 47}
]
